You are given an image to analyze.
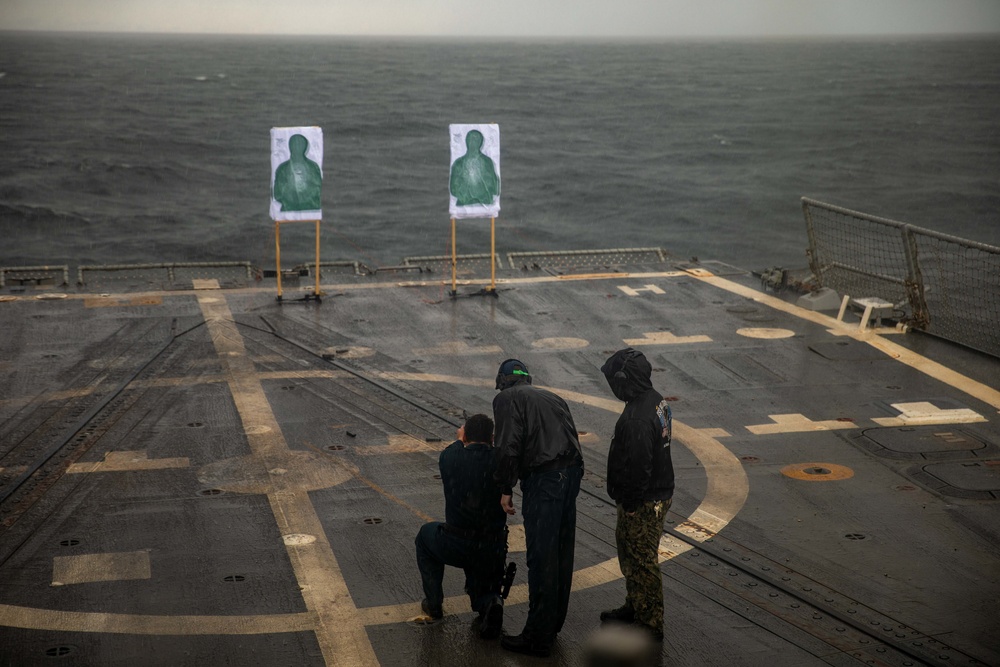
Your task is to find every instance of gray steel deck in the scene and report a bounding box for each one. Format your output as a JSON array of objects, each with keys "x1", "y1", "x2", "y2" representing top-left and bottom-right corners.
[{"x1": 1, "y1": 255, "x2": 998, "y2": 666}]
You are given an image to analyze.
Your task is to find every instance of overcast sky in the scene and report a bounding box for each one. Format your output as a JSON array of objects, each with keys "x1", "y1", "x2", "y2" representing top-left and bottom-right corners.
[{"x1": 2, "y1": 0, "x2": 999, "y2": 38}]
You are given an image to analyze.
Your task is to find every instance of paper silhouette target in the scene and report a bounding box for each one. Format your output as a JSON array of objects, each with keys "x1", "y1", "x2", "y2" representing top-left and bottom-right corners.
[
  {"x1": 270, "y1": 127, "x2": 323, "y2": 221},
  {"x1": 449, "y1": 124, "x2": 500, "y2": 219}
]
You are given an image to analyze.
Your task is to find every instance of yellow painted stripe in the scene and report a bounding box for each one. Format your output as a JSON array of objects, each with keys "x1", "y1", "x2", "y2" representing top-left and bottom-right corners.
[
  {"x1": 696, "y1": 274, "x2": 1000, "y2": 412},
  {"x1": 196, "y1": 294, "x2": 378, "y2": 666}
]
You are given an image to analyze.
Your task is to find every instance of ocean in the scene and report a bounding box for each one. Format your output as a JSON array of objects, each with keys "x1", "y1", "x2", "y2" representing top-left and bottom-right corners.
[{"x1": 1, "y1": 32, "x2": 998, "y2": 272}]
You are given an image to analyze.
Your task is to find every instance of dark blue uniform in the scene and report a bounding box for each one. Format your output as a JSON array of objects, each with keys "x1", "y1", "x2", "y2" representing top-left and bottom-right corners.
[{"x1": 415, "y1": 440, "x2": 507, "y2": 615}]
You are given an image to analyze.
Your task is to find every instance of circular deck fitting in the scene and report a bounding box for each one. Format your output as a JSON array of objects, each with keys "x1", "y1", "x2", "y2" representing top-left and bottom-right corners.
[
  {"x1": 199, "y1": 488, "x2": 224, "y2": 496},
  {"x1": 845, "y1": 533, "x2": 867, "y2": 540},
  {"x1": 58, "y1": 539, "x2": 80, "y2": 547},
  {"x1": 781, "y1": 462, "x2": 854, "y2": 481},
  {"x1": 223, "y1": 575, "x2": 246, "y2": 583},
  {"x1": 187, "y1": 422, "x2": 204, "y2": 428},
  {"x1": 283, "y1": 533, "x2": 317, "y2": 546},
  {"x1": 736, "y1": 327, "x2": 795, "y2": 339},
  {"x1": 44, "y1": 646, "x2": 75, "y2": 657},
  {"x1": 531, "y1": 337, "x2": 589, "y2": 350},
  {"x1": 361, "y1": 517, "x2": 383, "y2": 525},
  {"x1": 326, "y1": 444, "x2": 346, "y2": 451}
]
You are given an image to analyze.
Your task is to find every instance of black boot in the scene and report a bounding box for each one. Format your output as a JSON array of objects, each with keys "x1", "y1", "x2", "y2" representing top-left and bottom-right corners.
[
  {"x1": 501, "y1": 633, "x2": 552, "y2": 657},
  {"x1": 599, "y1": 603, "x2": 635, "y2": 623},
  {"x1": 421, "y1": 598, "x2": 443, "y2": 620}
]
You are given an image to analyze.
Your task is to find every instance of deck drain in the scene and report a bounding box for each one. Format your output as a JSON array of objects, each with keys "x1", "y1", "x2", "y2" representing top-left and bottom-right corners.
[
  {"x1": 845, "y1": 533, "x2": 866, "y2": 540},
  {"x1": 187, "y1": 422, "x2": 204, "y2": 428},
  {"x1": 280, "y1": 385, "x2": 296, "y2": 390},
  {"x1": 740, "y1": 456, "x2": 759, "y2": 463},
  {"x1": 59, "y1": 539, "x2": 80, "y2": 547},
  {"x1": 44, "y1": 646, "x2": 75, "y2": 657},
  {"x1": 362, "y1": 517, "x2": 383, "y2": 525},
  {"x1": 805, "y1": 467, "x2": 831, "y2": 475},
  {"x1": 223, "y1": 575, "x2": 246, "y2": 583},
  {"x1": 199, "y1": 488, "x2": 224, "y2": 496},
  {"x1": 326, "y1": 445, "x2": 346, "y2": 451}
]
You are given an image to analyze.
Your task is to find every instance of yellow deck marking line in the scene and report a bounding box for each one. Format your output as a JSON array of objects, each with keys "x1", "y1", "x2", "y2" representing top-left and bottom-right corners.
[
  {"x1": 52, "y1": 551, "x2": 151, "y2": 586},
  {"x1": 695, "y1": 273, "x2": 1000, "y2": 412},
  {"x1": 194, "y1": 294, "x2": 378, "y2": 666},
  {"x1": 351, "y1": 434, "x2": 439, "y2": 456},
  {"x1": 84, "y1": 295, "x2": 163, "y2": 308},
  {"x1": 623, "y1": 331, "x2": 713, "y2": 346},
  {"x1": 746, "y1": 413, "x2": 858, "y2": 435},
  {"x1": 411, "y1": 341, "x2": 504, "y2": 357},
  {"x1": 66, "y1": 451, "x2": 189, "y2": 474},
  {"x1": 871, "y1": 401, "x2": 986, "y2": 426},
  {"x1": 0, "y1": 604, "x2": 317, "y2": 635},
  {"x1": 18, "y1": 270, "x2": 689, "y2": 303},
  {"x1": 531, "y1": 337, "x2": 590, "y2": 349}
]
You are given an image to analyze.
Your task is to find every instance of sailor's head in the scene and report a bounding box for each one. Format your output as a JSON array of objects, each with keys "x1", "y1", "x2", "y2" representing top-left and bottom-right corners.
[
  {"x1": 461, "y1": 413, "x2": 494, "y2": 445},
  {"x1": 465, "y1": 130, "x2": 485, "y2": 152},
  {"x1": 495, "y1": 358, "x2": 531, "y2": 390},
  {"x1": 289, "y1": 134, "x2": 309, "y2": 156}
]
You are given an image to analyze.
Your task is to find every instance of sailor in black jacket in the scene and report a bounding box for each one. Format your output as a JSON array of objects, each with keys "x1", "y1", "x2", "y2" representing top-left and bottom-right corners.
[
  {"x1": 492, "y1": 359, "x2": 583, "y2": 657},
  {"x1": 599, "y1": 348, "x2": 674, "y2": 641}
]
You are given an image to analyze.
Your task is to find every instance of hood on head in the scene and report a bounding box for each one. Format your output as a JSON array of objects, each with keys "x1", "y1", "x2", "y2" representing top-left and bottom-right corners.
[
  {"x1": 600, "y1": 348, "x2": 653, "y2": 402},
  {"x1": 496, "y1": 358, "x2": 531, "y2": 390}
]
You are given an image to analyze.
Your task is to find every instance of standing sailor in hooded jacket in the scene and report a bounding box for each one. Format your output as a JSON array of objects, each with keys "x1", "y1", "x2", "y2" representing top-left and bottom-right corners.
[{"x1": 599, "y1": 348, "x2": 675, "y2": 641}]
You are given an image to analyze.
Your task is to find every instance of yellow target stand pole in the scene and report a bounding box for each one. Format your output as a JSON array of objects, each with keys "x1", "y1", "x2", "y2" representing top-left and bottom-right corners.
[
  {"x1": 450, "y1": 217, "x2": 457, "y2": 297},
  {"x1": 448, "y1": 216, "x2": 498, "y2": 300},
  {"x1": 274, "y1": 219, "x2": 323, "y2": 304},
  {"x1": 488, "y1": 216, "x2": 497, "y2": 295}
]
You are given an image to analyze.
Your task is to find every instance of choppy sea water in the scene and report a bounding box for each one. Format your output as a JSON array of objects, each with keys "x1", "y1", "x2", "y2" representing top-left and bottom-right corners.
[{"x1": 1, "y1": 32, "x2": 998, "y2": 271}]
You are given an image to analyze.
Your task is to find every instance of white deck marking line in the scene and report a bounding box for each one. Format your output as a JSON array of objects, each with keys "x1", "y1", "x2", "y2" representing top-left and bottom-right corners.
[
  {"x1": 196, "y1": 294, "x2": 378, "y2": 666},
  {"x1": 693, "y1": 273, "x2": 1000, "y2": 412},
  {"x1": 746, "y1": 413, "x2": 857, "y2": 435},
  {"x1": 872, "y1": 401, "x2": 986, "y2": 426},
  {"x1": 618, "y1": 284, "x2": 666, "y2": 296}
]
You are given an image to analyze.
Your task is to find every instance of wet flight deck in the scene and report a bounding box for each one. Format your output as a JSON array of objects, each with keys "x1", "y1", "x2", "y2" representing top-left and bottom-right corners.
[{"x1": 1, "y1": 250, "x2": 998, "y2": 666}]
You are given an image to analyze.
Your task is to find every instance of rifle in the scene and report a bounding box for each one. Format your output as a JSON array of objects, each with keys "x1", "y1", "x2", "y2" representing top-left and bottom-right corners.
[{"x1": 500, "y1": 562, "x2": 517, "y2": 599}]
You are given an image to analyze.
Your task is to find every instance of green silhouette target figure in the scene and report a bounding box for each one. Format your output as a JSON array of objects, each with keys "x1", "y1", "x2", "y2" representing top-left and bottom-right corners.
[
  {"x1": 270, "y1": 127, "x2": 324, "y2": 221},
  {"x1": 449, "y1": 124, "x2": 500, "y2": 219}
]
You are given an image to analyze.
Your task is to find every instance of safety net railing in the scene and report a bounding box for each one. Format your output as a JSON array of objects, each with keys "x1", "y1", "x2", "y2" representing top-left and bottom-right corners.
[{"x1": 802, "y1": 197, "x2": 1000, "y2": 358}]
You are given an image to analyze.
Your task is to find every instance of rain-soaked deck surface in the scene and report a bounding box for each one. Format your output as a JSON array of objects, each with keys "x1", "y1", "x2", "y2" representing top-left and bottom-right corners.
[{"x1": 1, "y1": 255, "x2": 998, "y2": 666}]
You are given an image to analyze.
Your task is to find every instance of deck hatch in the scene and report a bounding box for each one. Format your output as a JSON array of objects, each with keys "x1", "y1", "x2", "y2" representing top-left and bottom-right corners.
[
  {"x1": 863, "y1": 426, "x2": 988, "y2": 457},
  {"x1": 910, "y1": 461, "x2": 1000, "y2": 499}
]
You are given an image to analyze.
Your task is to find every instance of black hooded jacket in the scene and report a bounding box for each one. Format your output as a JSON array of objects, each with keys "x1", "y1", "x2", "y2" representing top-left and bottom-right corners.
[{"x1": 601, "y1": 348, "x2": 674, "y2": 511}]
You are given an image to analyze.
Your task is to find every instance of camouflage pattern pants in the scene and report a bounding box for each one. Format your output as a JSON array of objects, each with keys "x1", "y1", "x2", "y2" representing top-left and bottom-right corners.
[{"x1": 615, "y1": 498, "x2": 671, "y2": 632}]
